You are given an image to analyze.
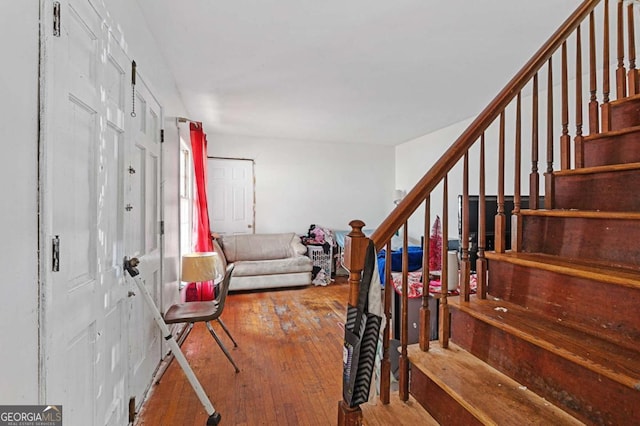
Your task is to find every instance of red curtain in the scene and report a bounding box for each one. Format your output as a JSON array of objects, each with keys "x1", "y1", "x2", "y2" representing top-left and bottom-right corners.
[{"x1": 184, "y1": 123, "x2": 215, "y2": 301}]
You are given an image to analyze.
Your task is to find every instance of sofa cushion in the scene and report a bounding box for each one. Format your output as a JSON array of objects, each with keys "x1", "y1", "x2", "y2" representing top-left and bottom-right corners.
[
  {"x1": 229, "y1": 272, "x2": 311, "y2": 291},
  {"x1": 221, "y1": 233, "x2": 305, "y2": 262},
  {"x1": 231, "y1": 256, "x2": 313, "y2": 277}
]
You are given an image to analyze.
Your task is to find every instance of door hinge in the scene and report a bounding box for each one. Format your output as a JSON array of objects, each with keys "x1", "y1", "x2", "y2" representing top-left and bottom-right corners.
[
  {"x1": 53, "y1": 2, "x2": 61, "y2": 37},
  {"x1": 128, "y1": 397, "x2": 136, "y2": 423},
  {"x1": 160, "y1": 220, "x2": 165, "y2": 235},
  {"x1": 160, "y1": 129, "x2": 164, "y2": 143},
  {"x1": 52, "y1": 235, "x2": 60, "y2": 272}
]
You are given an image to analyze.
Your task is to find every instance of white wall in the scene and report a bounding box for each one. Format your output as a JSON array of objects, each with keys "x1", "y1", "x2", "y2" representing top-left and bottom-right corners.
[
  {"x1": 0, "y1": 1, "x2": 40, "y2": 404},
  {"x1": 208, "y1": 133, "x2": 395, "y2": 235}
]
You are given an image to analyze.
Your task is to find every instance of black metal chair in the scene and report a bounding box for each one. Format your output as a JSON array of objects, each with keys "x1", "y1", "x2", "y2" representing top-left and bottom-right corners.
[{"x1": 164, "y1": 264, "x2": 239, "y2": 373}]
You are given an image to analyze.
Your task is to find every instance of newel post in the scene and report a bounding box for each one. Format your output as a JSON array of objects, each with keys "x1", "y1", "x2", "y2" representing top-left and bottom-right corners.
[{"x1": 337, "y1": 219, "x2": 369, "y2": 426}]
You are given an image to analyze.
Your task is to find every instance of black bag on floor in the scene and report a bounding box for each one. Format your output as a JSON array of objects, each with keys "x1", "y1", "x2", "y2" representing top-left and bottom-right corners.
[{"x1": 342, "y1": 241, "x2": 382, "y2": 407}]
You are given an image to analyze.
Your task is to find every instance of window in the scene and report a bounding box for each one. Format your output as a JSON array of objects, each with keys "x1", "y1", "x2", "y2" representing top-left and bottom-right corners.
[{"x1": 179, "y1": 140, "x2": 193, "y2": 265}]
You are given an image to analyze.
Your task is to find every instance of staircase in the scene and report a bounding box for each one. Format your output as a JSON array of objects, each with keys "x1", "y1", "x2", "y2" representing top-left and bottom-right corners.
[
  {"x1": 337, "y1": 1, "x2": 640, "y2": 425},
  {"x1": 409, "y1": 99, "x2": 640, "y2": 424}
]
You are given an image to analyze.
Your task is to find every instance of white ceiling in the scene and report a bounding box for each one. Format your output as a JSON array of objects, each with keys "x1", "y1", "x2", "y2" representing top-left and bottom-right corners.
[{"x1": 136, "y1": 0, "x2": 581, "y2": 145}]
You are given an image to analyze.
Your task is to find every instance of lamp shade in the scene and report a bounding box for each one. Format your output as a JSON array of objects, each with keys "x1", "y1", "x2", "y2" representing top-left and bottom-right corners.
[{"x1": 181, "y1": 252, "x2": 222, "y2": 283}]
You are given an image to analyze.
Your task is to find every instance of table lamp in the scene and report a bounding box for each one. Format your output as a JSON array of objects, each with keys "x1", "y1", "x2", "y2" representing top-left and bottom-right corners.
[{"x1": 181, "y1": 252, "x2": 224, "y2": 287}]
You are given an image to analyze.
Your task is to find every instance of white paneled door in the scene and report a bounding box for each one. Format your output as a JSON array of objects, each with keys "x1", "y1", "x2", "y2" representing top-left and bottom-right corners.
[
  {"x1": 207, "y1": 158, "x2": 255, "y2": 235},
  {"x1": 125, "y1": 76, "x2": 163, "y2": 408},
  {"x1": 40, "y1": 1, "x2": 162, "y2": 424}
]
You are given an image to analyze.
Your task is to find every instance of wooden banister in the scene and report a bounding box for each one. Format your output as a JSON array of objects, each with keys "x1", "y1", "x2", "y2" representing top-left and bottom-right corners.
[
  {"x1": 337, "y1": 1, "x2": 624, "y2": 423},
  {"x1": 370, "y1": 0, "x2": 601, "y2": 250}
]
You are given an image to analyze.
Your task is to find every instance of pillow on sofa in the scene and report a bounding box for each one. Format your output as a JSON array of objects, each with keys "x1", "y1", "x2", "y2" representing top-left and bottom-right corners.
[{"x1": 220, "y1": 233, "x2": 304, "y2": 262}]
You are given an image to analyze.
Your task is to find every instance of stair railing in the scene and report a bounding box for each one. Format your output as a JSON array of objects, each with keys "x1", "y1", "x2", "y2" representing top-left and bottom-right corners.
[{"x1": 337, "y1": 0, "x2": 640, "y2": 423}]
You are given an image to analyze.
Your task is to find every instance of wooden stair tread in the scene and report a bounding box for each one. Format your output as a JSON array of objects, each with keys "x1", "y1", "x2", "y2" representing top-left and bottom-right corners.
[
  {"x1": 485, "y1": 251, "x2": 640, "y2": 288},
  {"x1": 583, "y1": 124, "x2": 640, "y2": 141},
  {"x1": 361, "y1": 394, "x2": 439, "y2": 425},
  {"x1": 520, "y1": 209, "x2": 640, "y2": 220},
  {"x1": 609, "y1": 92, "x2": 640, "y2": 106},
  {"x1": 453, "y1": 297, "x2": 640, "y2": 389},
  {"x1": 553, "y1": 162, "x2": 640, "y2": 176},
  {"x1": 407, "y1": 342, "x2": 585, "y2": 425}
]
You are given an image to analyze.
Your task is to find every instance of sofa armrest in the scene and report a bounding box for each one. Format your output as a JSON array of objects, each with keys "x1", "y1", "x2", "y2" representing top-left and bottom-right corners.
[{"x1": 212, "y1": 239, "x2": 228, "y2": 271}]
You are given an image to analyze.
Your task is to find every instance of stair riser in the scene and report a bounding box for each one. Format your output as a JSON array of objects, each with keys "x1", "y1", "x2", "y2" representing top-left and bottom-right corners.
[
  {"x1": 553, "y1": 169, "x2": 640, "y2": 211},
  {"x1": 451, "y1": 309, "x2": 640, "y2": 425},
  {"x1": 521, "y1": 215, "x2": 640, "y2": 269},
  {"x1": 583, "y1": 132, "x2": 640, "y2": 167},
  {"x1": 410, "y1": 367, "x2": 483, "y2": 426},
  {"x1": 487, "y1": 260, "x2": 640, "y2": 350},
  {"x1": 609, "y1": 99, "x2": 640, "y2": 131}
]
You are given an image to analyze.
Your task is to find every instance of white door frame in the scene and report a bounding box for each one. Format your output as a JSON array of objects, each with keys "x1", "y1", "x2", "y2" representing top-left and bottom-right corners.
[{"x1": 207, "y1": 156, "x2": 256, "y2": 235}]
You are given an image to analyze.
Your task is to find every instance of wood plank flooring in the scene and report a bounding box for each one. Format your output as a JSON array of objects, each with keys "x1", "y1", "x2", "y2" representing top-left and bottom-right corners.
[{"x1": 137, "y1": 277, "x2": 353, "y2": 425}]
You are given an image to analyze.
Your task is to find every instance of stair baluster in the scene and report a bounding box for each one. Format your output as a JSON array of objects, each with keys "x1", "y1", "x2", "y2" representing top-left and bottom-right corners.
[
  {"x1": 627, "y1": 2, "x2": 638, "y2": 95},
  {"x1": 438, "y1": 176, "x2": 450, "y2": 348},
  {"x1": 495, "y1": 111, "x2": 507, "y2": 253},
  {"x1": 616, "y1": 0, "x2": 627, "y2": 99},
  {"x1": 379, "y1": 239, "x2": 392, "y2": 405},
  {"x1": 589, "y1": 10, "x2": 600, "y2": 137},
  {"x1": 398, "y1": 222, "x2": 410, "y2": 402},
  {"x1": 460, "y1": 152, "x2": 471, "y2": 301},
  {"x1": 561, "y1": 41, "x2": 572, "y2": 170},
  {"x1": 575, "y1": 25, "x2": 585, "y2": 169},
  {"x1": 512, "y1": 93, "x2": 523, "y2": 253},
  {"x1": 530, "y1": 74, "x2": 541, "y2": 208},
  {"x1": 477, "y1": 134, "x2": 488, "y2": 298},
  {"x1": 419, "y1": 196, "x2": 431, "y2": 351},
  {"x1": 602, "y1": 0, "x2": 612, "y2": 130},
  {"x1": 545, "y1": 58, "x2": 556, "y2": 209}
]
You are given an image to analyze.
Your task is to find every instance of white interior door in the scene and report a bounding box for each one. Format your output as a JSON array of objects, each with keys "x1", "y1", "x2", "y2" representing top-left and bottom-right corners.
[
  {"x1": 40, "y1": 0, "x2": 130, "y2": 425},
  {"x1": 125, "y1": 76, "x2": 163, "y2": 407},
  {"x1": 207, "y1": 158, "x2": 255, "y2": 235}
]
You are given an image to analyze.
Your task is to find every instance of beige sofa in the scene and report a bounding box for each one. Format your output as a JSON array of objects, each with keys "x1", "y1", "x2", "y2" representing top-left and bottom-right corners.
[{"x1": 214, "y1": 233, "x2": 313, "y2": 291}]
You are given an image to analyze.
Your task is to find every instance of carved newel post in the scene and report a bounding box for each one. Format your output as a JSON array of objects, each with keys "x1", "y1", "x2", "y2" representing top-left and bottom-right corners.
[{"x1": 337, "y1": 219, "x2": 369, "y2": 426}]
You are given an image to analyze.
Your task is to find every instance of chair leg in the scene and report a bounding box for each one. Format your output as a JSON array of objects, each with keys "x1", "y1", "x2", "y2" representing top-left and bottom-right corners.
[
  {"x1": 205, "y1": 322, "x2": 240, "y2": 373},
  {"x1": 216, "y1": 319, "x2": 238, "y2": 348}
]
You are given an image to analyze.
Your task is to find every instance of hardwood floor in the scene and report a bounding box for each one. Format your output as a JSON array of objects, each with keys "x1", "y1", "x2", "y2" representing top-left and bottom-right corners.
[{"x1": 136, "y1": 277, "x2": 352, "y2": 425}]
